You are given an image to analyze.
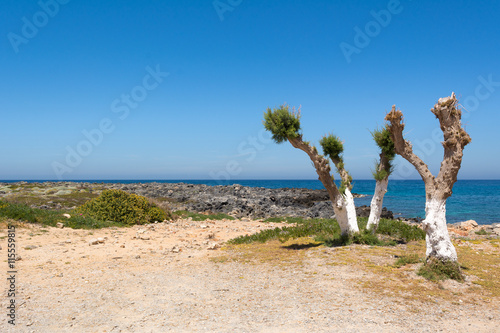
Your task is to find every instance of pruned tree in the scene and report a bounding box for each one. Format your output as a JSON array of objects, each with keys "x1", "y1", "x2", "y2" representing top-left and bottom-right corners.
[
  {"x1": 367, "y1": 127, "x2": 395, "y2": 232},
  {"x1": 385, "y1": 93, "x2": 471, "y2": 262},
  {"x1": 263, "y1": 104, "x2": 359, "y2": 235}
]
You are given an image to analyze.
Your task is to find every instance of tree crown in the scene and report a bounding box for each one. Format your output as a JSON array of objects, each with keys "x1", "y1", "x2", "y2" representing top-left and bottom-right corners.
[
  {"x1": 371, "y1": 127, "x2": 395, "y2": 160},
  {"x1": 319, "y1": 134, "x2": 344, "y2": 162},
  {"x1": 263, "y1": 104, "x2": 301, "y2": 143}
]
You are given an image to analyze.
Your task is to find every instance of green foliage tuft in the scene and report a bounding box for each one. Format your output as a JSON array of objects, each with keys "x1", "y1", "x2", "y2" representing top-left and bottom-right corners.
[
  {"x1": 74, "y1": 190, "x2": 168, "y2": 226},
  {"x1": 417, "y1": 257, "x2": 464, "y2": 282},
  {"x1": 263, "y1": 104, "x2": 301, "y2": 143},
  {"x1": 319, "y1": 135, "x2": 344, "y2": 162},
  {"x1": 372, "y1": 165, "x2": 390, "y2": 181},
  {"x1": 372, "y1": 127, "x2": 395, "y2": 160}
]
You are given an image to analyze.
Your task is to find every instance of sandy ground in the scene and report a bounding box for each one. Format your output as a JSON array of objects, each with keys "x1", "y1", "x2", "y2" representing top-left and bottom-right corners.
[{"x1": 1, "y1": 218, "x2": 499, "y2": 333}]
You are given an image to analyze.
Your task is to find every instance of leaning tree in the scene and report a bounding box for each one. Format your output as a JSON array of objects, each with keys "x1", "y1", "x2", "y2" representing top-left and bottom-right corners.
[
  {"x1": 263, "y1": 104, "x2": 394, "y2": 235},
  {"x1": 385, "y1": 93, "x2": 471, "y2": 263},
  {"x1": 367, "y1": 127, "x2": 395, "y2": 231}
]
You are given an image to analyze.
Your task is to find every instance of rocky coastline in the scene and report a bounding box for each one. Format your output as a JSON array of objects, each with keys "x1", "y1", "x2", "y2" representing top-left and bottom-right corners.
[
  {"x1": 0, "y1": 181, "x2": 394, "y2": 220},
  {"x1": 1, "y1": 181, "x2": 499, "y2": 235}
]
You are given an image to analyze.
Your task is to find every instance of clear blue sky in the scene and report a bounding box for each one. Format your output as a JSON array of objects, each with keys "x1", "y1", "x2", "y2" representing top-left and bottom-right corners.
[{"x1": 1, "y1": 0, "x2": 499, "y2": 180}]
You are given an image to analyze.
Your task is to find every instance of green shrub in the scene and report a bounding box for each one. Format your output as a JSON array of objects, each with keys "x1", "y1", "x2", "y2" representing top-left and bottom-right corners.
[
  {"x1": 74, "y1": 190, "x2": 168, "y2": 226},
  {"x1": 417, "y1": 257, "x2": 464, "y2": 282}
]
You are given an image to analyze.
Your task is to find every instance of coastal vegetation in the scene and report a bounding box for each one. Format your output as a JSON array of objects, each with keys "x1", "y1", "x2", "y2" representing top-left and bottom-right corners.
[
  {"x1": 228, "y1": 216, "x2": 425, "y2": 246},
  {"x1": 263, "y1": 104, "x2": 395, "y2": 236},
  {"x1": 0, "y1": 189, "x2": 171, "y2": 228},
  {"x1": 74, "y1": 189, "x2": 169, "y2": 225},
  {"x1": 263, "y1": 93, "x2": 471, "y2": 280}
]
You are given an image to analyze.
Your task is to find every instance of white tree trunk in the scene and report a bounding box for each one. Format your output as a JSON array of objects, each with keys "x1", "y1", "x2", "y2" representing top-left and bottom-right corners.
[
  {"x1": 333, "y1": 188, "x2": 359, "y2": 236},
  {"x1": 344, "y1": 188, "x2": 359, "y2": 233},
  {"x1": 422, "y1": 198, "x2": 458, "y2": 262},
  {"x1": 367, "y1": 177, "x2": 389, "y2": 231}
]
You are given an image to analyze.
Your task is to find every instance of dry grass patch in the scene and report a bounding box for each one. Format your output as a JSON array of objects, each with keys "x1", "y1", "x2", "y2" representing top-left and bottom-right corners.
[{"x1": 215, "y1": 237, "x2": 500, "y2": 307}]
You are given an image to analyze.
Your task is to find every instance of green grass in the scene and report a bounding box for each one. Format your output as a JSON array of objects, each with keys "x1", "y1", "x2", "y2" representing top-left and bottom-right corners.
[
  {"x1": 0, "y1": 200, "x2": 124, "y2": 229},
  {"x1": 475, "y1": 229, "x2": 488, "y2": 235},
  {"x1": 173, "y1": 210, "x2": 235, "y2": 221},
  {"x1": 229, "y1": 216, "x2": 425, "y2": 246},
  {"x1": 394, "y1": 253, "x2": 422, "y2": 268}
]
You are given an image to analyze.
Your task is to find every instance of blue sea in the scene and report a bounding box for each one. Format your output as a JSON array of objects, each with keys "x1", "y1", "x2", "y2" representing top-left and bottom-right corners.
[{"x1": 2, "y1": 179, "x2": 499, "y2": 225}]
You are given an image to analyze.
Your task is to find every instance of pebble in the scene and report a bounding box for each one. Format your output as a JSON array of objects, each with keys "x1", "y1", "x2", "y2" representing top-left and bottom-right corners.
[
  {"x1": 63, "y1": 213, "x2": 71, "y2": 219},
  {"x1": 89, "y1": 238, "x2": 99, "y2": 246},
  {"x1": 56, "y1": 222, "x2": 65, "y2": 229}
]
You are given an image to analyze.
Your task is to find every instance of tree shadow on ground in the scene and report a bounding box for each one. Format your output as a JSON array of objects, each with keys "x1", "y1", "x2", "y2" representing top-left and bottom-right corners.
[{"x1": 283, "y1": 242, "x2": 323, "y2": 250}]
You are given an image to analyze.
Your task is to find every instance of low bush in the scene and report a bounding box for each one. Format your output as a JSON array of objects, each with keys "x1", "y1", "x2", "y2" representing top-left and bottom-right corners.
[
  {"x1": 417, "y1": 257, "x2": 464, "y2": 282},
  {"x1": 74, "y1": 190, "x2": 169, "y2": 226}
]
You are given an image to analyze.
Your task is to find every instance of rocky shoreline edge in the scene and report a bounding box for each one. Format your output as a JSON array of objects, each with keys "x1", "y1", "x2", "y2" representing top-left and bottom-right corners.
[{"x1": 1, "y1": 181, "x2": 499, "y2": 236}]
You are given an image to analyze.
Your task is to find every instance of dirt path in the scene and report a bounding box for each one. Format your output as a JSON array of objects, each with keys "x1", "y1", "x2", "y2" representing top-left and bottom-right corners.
[{"x1": 1, "y1": 219, "x2": 498, "y2": 332}]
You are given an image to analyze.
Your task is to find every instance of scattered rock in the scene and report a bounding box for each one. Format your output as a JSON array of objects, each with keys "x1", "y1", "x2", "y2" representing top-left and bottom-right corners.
[
  {"x1": 453, "y1": 220, "x2": 479, "y2": 231},
  {"x1": 207, "y1": 242, "x2": 220, "y2": 250},
  {"x1": 16, "y1": 255, "x2": 22, "y2": 261},
  {"x1": 56, "y1": 222, "x2": 64, "y2": 229},
  {"x1": 97, "y1": 237, "x2": 105, "y2": 243},
  {"x1": 89, "y1": 239, "x2": 99, "y2": 246},
  {"x1": 207, "y1": 232, "x2": 215, "y2": 239},
  {"x1": 140, "y1": 235, "x2": 150, "y2": 240},
  {"x1": 62, "y1": 213, "x2": 71, "y2": 219},
  {"x1": 25, "y1": 245, "x2": 38, "y2": 250},
  {"x1": 200, "y1": 225, "x2": 208, "y2": 229},
  {"x1": 171, "y1": 246, "x2": 181, "y2": 253},
  {"x1": 493, "y1": 228, "x2": 500, "y2": 236}
]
